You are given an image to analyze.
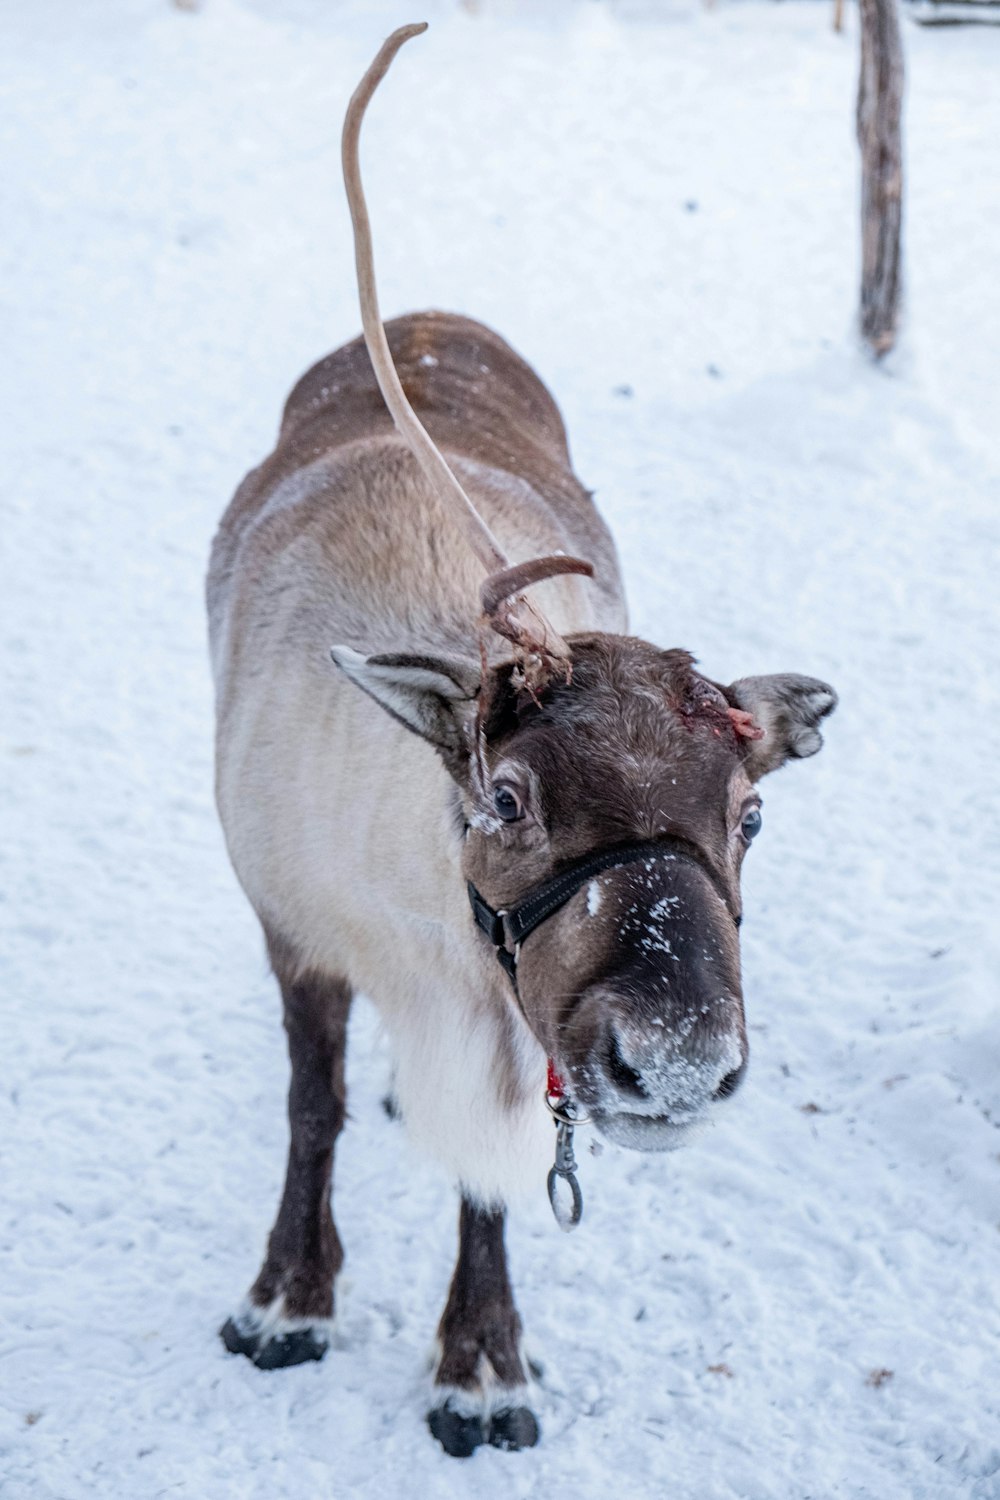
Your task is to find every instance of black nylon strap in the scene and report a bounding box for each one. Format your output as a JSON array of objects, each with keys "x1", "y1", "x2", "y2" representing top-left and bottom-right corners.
[
  {"x1": 468, "y1": 880, "x2": 522, "y2": 995},
  {"x1": 504, "y1": 840, "x2": 679, "y2": 945},
  {"x1": 468, "y1": 836, "x2": 718, "y2": 991},
  {"x1": 468, "y1": 884, "x2": 506, "y2": 948}
]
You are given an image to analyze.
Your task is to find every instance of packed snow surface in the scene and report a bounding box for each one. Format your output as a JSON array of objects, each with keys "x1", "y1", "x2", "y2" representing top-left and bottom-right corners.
[{"x1": 2, "y1": 1, "x2": 999, "y2": 1497}]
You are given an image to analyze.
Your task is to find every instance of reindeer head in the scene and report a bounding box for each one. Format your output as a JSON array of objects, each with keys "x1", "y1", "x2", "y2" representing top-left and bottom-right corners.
[
  {"x1": 332, "y1": 637, "x2": 835, "y2": 1148},
  {"x1": 334, "y1": 24, "x2": 837, "y2": 1150}
]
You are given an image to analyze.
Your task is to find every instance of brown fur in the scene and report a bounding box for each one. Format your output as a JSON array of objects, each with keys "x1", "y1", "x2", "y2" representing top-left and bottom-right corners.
[
  {"x1": 210, "y1": 312, "x2": 834, "y2": 1450},
  {"x1": 249, "y1": 937, "x2": 352, "y2": 1323},
  {"x1": 435, "y1": 1200, "x2": 526, "y2": 1391},
  {"x1": 459, "y1": 635, "x2": 752, "y2": 1115},
  {"x1": 428, "y1": 1199, "x2": 538, "y2": 1456},
  {"x1": 210, "y1": 23, "x2": 835, "y2": 1457},
  {"x1": 209, "y1": 312, "x2": 624, "y2": 663}
]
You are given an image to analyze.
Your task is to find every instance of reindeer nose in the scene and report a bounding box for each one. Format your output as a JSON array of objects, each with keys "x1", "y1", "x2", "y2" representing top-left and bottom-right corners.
[
  {"x1": 605, "y1": 1027, "x2": 650, "y2": 1100},
  {"x1": 713, "y1": 1056, "x2": 748, "y2": 1100},
  {"x1": 600, "y1": 1017, "x2": 746, "y2": 1118}
]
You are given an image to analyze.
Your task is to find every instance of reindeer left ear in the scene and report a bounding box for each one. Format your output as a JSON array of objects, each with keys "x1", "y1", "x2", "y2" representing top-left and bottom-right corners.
[
  {"x1": 330, "y1": 646, "x2": 479, "y2": 761},
  {"x1": 725, "y1": 674, "x2": 837, "y2": 779}
]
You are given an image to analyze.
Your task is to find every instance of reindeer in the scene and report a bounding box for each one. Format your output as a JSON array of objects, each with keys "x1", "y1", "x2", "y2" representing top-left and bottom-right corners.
[{"x1": 208, "y1": 23, "x2": 836, "y2": 1458}]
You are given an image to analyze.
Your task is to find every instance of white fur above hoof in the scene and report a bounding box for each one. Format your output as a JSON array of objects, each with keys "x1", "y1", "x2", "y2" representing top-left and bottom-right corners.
[
  {"x1": 220, "y1": 1296, "x2": 333, "y2": 1370},
  {"x1": 427, "y1": 1382, "x2": 540, "y2": 1456}
]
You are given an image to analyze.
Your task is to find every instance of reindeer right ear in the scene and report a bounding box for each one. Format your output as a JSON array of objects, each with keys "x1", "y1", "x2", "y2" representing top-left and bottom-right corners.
[
  {"x1": 725, "y1": 673, "x2": 837, "y2": 779},
  {"x1": 330, "y1": 646, "x2": 479, "y2": 757}
]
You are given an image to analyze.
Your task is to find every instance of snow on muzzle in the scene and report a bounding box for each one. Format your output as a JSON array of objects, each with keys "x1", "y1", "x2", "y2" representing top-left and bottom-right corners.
[{"x1": 550, "y1": 853, "x2": 748, "y2": 1152}]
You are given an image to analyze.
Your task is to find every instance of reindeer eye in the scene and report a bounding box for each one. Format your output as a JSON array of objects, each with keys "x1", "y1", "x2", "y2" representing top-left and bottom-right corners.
[
  {"x1": 493, "y1": 785, "x2": 523, "y2": 823},
  {"x1": 741, "y1": 807, "x2": 762, "y2": 842}
]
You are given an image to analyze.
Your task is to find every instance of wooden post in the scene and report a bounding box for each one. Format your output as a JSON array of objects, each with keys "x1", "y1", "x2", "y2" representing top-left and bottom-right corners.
[{"x1": 857, "y1": 0, "x2": 904, "y2": 357}]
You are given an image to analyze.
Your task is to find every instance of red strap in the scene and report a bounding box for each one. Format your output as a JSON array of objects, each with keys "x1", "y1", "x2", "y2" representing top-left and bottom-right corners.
[{"x1": 547, "y1": 1057, "x2": 565, "y2": 1101}]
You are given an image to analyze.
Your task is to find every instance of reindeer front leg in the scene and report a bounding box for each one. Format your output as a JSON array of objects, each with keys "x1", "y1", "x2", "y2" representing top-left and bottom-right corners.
[
  {"x1": 221, "y1": 967, "x2": 352, "y2": 1368},
  {"x1": 428, "y1": 1197, "x2": 540, "y2": 1457}
]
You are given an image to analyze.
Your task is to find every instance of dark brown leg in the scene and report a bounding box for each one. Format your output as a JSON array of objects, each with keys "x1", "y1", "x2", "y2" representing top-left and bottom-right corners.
[
  {"x1": 428, "y1": 1197, "x2": 540, "y2": 1457},
  {"x1": 221, "y1": 965, "x2": 352, "y2": 1370}
]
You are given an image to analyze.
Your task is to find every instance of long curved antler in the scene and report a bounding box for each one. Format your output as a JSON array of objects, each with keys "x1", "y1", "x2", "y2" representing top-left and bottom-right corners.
[{"x1": 341, "y1": 23, "x2": 593, "y2": 670}]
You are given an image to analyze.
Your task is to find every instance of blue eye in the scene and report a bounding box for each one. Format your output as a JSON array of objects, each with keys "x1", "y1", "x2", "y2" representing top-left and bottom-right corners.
[
  {"x1": 741, "y1": 807, "x2": 762, "y2": 842},
  {"x1": 493, "y1": 785, "x2": 523, "y2": 822}
]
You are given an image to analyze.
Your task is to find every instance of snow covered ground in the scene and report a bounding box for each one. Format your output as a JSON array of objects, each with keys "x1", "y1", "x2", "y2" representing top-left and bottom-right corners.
[{"x1": 2, "y1": 1, "x2": 999, "y2": 1496}]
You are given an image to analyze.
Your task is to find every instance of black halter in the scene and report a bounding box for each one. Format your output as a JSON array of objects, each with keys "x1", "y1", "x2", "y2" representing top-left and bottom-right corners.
[{"x1": 468, "y1": 836, "x2": 735, "y2": 993}]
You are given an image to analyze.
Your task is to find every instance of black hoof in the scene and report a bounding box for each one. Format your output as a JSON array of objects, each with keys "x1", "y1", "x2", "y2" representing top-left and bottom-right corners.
[
  {"x1": 220, "y1": 1316, "x2": 328, "y2": 1369},
  {"x1": 489, "y1": 1406, "x2": 540, "y2": 1451},
  {"x1": 427, "y1": 1400, "x2": 485, "y2": 1458}
]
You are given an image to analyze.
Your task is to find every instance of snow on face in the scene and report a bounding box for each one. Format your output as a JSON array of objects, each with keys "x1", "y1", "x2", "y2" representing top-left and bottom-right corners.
[{"x1": 467, "y1": 806, "x2": 502, "y2": 835}]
